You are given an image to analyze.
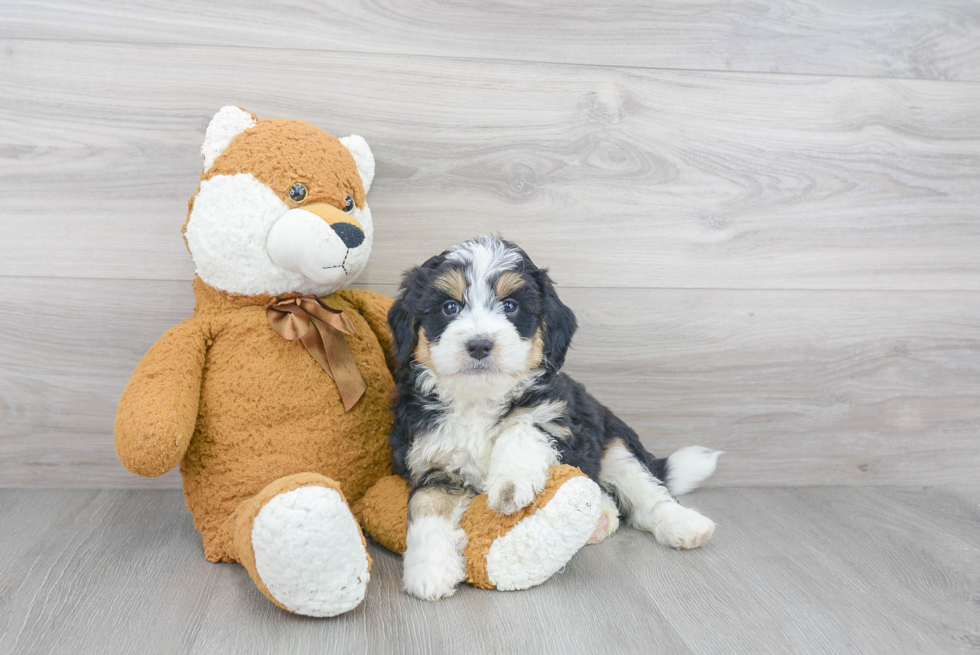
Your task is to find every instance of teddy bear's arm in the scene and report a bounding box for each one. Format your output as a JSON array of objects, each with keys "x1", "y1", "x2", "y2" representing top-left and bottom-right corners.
[
  {"x1": 337, "y1": 288, "x2": 396, "y2": 368},
  {"x1": 114, "y1": 317, "x2": 208, "y2": 477}
]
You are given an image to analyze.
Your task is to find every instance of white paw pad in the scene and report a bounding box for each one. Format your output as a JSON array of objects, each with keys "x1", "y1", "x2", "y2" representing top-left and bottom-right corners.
[
  {"x1": 654, "y1": 503, "x2": 715, "y2": 550},
  {"x1": 402, "y1": 516, "x2": 467, "y2": 601},
  {"x1": 252, "y1": 486, "x2": 369, "y2": 617},
  {"x1": 486, "y1": 476, "x2": 601, "y2": 590}
]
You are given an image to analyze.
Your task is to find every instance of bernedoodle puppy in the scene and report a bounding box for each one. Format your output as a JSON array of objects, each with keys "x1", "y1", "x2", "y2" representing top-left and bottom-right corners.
[{"x1": 388, "y1": 235, "x2": 721, "y2": 599}]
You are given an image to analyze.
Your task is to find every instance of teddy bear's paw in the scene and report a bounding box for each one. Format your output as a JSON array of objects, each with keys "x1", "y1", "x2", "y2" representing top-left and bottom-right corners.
[
  {"x1": 402, "y1": 516, "x2": 467, "y2": 601},
  {"x1": 650, "y1": 502, "x2": 715, "y2": 550},
  {"x1": 251, "y1": 485, "x2": 370, "y2": 617},
  {"x1": 485, "y1": 475, "x2": 601, "y2": 590}
]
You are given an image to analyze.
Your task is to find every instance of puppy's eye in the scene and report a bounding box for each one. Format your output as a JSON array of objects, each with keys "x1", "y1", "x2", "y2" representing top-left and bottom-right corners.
[
  {"x1": 502, "y1": 299, "x2": 518, "y2": 314},
  {"x1": 343, "y1": 195, "x2": 355, "y2": 213},
  {"x1": 288, "y1": 183, "x2": 308, "y2": 203},
  {"x1": 442, "y1": 300, "x2": 461, "y2": 316}
]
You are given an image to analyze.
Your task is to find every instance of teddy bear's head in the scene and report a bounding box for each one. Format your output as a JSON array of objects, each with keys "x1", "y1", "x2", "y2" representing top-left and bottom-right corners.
[{"x1": 183, "y1": 106, "x2": 376, "y2": 297}]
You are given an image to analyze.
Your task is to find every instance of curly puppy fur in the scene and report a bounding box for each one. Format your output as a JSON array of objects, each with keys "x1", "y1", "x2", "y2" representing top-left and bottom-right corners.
[{"x1": 388, "y1": 236, "x2": 722, "y2": 590}]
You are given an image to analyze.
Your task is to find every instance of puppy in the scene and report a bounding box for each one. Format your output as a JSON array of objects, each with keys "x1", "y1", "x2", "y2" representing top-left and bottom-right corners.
[{"x1": 388, "y1": 236, "x2": 721, "y2": 600}]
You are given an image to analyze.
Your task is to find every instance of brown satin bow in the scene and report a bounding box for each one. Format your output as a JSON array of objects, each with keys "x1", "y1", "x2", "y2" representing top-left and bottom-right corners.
[{"x1": 267, "y1": 295, "x2": 367, "y2": 411}]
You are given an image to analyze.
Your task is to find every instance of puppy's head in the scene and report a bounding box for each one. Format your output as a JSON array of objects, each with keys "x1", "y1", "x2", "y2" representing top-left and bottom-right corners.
[{"x1": 389, "y1": 236, "x2": 576, "y2": 394}]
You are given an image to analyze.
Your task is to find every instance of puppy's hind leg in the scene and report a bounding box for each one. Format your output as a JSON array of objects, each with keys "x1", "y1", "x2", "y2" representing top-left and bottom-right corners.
[
  {"x1": 586, "y1": 492, "x2": 621, "y2": 544},
  {"x1": 599, "y1": 441, "x2": 715, "y2": 550},
  {"x1": 403, "y1": 482, "x2": 474, "y2": 600}
]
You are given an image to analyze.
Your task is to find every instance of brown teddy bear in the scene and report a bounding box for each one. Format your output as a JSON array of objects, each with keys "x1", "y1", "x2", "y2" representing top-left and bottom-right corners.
[{"x1": 114, "y1": 107, "x2": 602, "y2": 617}]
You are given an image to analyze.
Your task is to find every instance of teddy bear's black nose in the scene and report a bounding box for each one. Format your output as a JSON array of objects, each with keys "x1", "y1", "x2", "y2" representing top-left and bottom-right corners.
[{"x1": 331, "y1": 222, "x2": 365, "y2": 249}]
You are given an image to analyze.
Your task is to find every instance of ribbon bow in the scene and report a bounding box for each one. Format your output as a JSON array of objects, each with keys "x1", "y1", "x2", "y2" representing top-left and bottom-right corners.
[{"x1": 267, "y1": 295, "x2": 367, "y2": 411}]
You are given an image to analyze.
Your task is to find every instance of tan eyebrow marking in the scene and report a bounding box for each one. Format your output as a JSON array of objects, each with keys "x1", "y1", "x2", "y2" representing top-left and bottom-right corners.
[
  {"x1": 433, "y1": 268, "x2": 466, "y2": 302},
  {"x1": 495, "y1": 271, "x2": 526, "y2": 299}
]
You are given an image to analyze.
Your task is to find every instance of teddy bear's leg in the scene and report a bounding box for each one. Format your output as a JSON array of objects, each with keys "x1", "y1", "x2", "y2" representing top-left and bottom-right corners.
[
  {"x1": 228, "y1": 472, "x2": 370, "y2": 617},
  {"x1": 461, "y1": 464, "x2": 600, "y2": 591},
  {"x1": 355, "y1": 465, "x2": 601, "y2": 595}
]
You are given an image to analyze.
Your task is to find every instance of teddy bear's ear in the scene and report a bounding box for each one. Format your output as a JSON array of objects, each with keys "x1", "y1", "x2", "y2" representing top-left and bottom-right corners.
[
  {"x1": 339, "y1": 135, "x2": 376, "y2": 194},
  {"x1": 201, "y1": 106, "x2": 256, "y2": 171}
]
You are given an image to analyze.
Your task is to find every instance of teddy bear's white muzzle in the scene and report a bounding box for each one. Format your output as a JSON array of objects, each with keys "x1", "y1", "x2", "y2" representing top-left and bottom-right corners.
[{"x1": 267, "y1": 207, "x2": 360, "y2": 286}]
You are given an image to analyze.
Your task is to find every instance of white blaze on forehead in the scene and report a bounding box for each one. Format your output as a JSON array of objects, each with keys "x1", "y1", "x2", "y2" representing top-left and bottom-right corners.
[
  {"x1": 425, "y1": 237, "x2": 532, "y2": 389},
  {"x1": 446, "y1": 236, "x2": 522, "y2": 311}
]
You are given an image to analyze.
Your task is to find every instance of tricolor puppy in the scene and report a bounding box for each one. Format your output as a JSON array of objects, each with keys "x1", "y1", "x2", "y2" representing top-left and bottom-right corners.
[{"x1": 388, "y1": 236, "x2": 722, "y2": 600}]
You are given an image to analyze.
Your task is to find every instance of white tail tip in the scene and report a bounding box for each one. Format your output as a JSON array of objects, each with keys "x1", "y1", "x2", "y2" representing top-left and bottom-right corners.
[{"x1": 665, "y1": 447, "x2": 722, "y2": 496}]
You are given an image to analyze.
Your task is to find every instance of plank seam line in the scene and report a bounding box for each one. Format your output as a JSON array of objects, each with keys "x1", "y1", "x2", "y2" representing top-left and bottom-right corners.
[
  {"x1": 2, "y1": 36, "x2": 980, "y2": 86},
  {"x1": 2, "y1": 274, "x2": 980, "y2": 293}
]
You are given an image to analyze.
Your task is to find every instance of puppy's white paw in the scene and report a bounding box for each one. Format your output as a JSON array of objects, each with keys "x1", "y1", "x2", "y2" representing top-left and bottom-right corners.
[
  {"x1": 403, "y1": 561, "x2": 465, "y2": 601},
  {"x1": 652, "y1": 503, "x2": 715, "y2": 550},
  {"x1": 402, "y1": 516, "x2": 467, "y2": 601},
  {"x1": 487, "y1": 477, "x2": 539, "y2": 515},
  {"x1": 587, "y1": 492, "x2": 621, "y2": 544}
]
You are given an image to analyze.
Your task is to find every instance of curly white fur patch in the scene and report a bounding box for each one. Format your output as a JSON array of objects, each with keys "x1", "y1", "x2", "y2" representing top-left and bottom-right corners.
[
  {"x1": 185, "y1": 173, "x2": 373, "y2": 296},
  {"x1": 339, "y1": 134, "x2": 376, "y2": 193},
  {"x1": 666, "y1": 446, "x2": 723, "y2": 496},
  {"x1": 252, "y1": 486, "x2": 369, "y2": 617},
  {"x1": 202, "y1": 106, "x2": 255, "y2": 171},
  {"x1": 485, "y1": 475, "x2": 601, "y2": 590}
]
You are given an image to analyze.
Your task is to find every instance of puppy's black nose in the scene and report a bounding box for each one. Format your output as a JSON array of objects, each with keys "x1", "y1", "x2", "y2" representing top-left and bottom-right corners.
[
  {"x1": 466, "y1": 338, "x2": 494, "y2": 361},
  {"x1": 331, "y1": 222, "x2": 365, "y2": 249}
]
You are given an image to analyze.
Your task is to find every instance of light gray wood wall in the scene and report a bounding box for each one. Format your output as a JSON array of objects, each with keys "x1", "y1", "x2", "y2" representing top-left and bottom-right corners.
[{"x1": 1, "y1": 2, "x2": 978, "y2": 487}]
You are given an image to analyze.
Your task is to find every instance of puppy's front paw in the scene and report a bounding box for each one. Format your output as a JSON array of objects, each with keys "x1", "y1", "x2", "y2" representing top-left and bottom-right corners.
[
  {"x1": 402, "y1": 520, "x2": 467, "y2": 601},
  {"x1": 403, "y1": 563, "x2": 464, "y2": 601},
  {"x1": 653, "y1": 504, "x2": 715, "y2": 550},
  {"x1": 488, "y1": 478, "x2": 538, "y2": 515}
]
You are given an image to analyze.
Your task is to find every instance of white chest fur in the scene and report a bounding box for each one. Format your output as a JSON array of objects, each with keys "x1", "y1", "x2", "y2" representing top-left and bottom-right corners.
[{"x1": 406, "y1": 398, "x2": 508, "y2": 493}]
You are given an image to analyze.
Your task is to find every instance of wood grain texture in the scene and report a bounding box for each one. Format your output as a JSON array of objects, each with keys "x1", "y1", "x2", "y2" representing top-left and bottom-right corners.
[
  {"x1": 3, "y1": 276, "x2": 978, "y2": 488},
  {"x1": 1, "y1": 488, "x2": 977, "y2": 654},
  {"x1": 2, "y1": 40, "x2": 980, "y2": 289},
  {"x1": 2, "y1": 1, "x2": 980, "y2": 81}
]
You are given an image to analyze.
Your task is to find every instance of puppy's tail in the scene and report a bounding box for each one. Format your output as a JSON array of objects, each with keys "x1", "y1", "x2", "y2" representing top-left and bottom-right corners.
[{"x1": 651, "y1": 447, "x2": 722, "y2": 496}]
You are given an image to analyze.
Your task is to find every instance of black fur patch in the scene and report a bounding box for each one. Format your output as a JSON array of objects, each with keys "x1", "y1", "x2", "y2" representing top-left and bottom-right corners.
[{"x1": 387, "y1": 237, "x2": 667, "y2": 497}]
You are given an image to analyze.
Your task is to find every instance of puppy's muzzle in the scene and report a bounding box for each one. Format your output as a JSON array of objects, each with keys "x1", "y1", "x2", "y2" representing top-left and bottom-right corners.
[{"x1": 466, "y1": 338, "x2": 494, "y2": 361}]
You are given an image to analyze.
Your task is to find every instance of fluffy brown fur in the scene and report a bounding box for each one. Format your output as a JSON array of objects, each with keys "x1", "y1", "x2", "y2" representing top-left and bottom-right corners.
[
  {"x1": 115, "y1": 279, "x2": 396, "y2": 562},
  {"x1": 116, "y1": 111, "x2": 601, "y2": 612}
]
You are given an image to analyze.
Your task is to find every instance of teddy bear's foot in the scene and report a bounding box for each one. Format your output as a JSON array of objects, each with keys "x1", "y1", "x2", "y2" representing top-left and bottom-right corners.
[
  {"x1": 232, "y1": 473, "x2": 370, "y2": 617},
  {"x1": 354, "y1": 465, "x2": 602, "y2": 593},
  {"x1": 463, "y1": 465, "x2": 602, "y2": 591}
]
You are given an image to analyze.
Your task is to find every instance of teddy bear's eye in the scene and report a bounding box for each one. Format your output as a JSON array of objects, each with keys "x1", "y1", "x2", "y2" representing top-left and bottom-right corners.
[
  {"x1": 288, "y1": 183, "x2": 307, "y2": 203},
  {"x1": 343, "y1": 195, "x2": 354, "y2": 213}
]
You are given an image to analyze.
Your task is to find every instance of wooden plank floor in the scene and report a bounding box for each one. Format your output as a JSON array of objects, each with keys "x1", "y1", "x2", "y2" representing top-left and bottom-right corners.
[{"x1": 1, "y1": 487, "x2": 978, "y2": 654}]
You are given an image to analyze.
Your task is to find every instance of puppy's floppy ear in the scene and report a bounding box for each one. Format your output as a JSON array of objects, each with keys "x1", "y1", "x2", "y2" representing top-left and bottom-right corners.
[
  {"x1": 388, "y1": 254, "x2": 446, "y2": 379},
  {"x1": 534, "y1": 268, "x2": 577, "y2": 371}
]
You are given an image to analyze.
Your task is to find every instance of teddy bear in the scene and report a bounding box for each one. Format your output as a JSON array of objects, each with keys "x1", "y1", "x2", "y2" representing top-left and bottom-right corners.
[{"x1": 114, "y1": 107, "x2": 603, "y2": 617}]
